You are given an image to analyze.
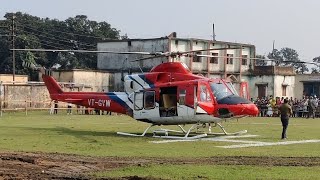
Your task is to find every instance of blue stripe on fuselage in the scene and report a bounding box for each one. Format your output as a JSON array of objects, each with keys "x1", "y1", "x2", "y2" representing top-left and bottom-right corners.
[{"x1": 138, "y1": 74, "x2": 155, "y2": 88}]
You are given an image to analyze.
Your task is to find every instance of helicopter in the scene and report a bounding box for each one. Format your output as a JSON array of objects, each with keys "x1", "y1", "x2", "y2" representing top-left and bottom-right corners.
[{"x1": 18, "y1": 47, "x2": 259, "y2": 139}]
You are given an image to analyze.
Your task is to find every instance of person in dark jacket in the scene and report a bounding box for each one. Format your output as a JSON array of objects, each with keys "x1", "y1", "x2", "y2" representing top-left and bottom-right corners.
[{"x1": 278, "y1": 99, "x2": 293, "y2": 140}]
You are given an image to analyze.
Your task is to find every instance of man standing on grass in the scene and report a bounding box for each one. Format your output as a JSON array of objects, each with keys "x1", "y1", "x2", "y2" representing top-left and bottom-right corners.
[{"x1": 278, "y1": 99, "x2": 293, "y2": 140}]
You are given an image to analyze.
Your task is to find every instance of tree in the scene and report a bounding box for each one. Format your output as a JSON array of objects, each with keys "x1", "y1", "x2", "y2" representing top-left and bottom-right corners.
[
  {"x1": 311, "y1": 56, "x2": 320, "y2": 74},
  {"x1": 0, "y1": 12, "x2": 122, "y2": 78},
  {"x1": 255, "y1": 55, "x2": 267, "y2": 66},
  {"x1": 267, "y1": 47, "x2": 308, "y2": 74}
]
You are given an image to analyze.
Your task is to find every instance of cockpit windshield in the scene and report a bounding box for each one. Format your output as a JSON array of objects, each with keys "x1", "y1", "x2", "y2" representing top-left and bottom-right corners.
[{"x1": 210, "y1": 82, "x2": 234, "y2": 100}]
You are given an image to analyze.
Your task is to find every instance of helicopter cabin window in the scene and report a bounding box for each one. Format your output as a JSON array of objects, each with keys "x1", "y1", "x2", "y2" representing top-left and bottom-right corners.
[
  {"x1": 199, "y1": 85, "x2": 211, "y2": 102},
  {"x1": 193, "y1": 52, "x2": 202, "y2": 62},
  {"x1": 179, "y1": 89, "x2": 186, "y2": 105},
  {"x1": 227, "y1": 54, "x2": 233, "y2": 64},
  {"x1": 242, "y1": 55, "x2": 248, "y2": 65},
  {"x1": 144, "y1": 91, "x2": 155, "y2": 109},
  {"x1": 134, "y1": 92, "x2": 144, "y2": 110},
  {"x1": 210, "y1": 53, "x2": 219, "y2": 64}
]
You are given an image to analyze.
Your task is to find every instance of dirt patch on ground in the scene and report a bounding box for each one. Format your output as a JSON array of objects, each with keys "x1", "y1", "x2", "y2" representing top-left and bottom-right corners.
[{"x1": 0, "y1": 151, "x2": 320, "y2": 179}]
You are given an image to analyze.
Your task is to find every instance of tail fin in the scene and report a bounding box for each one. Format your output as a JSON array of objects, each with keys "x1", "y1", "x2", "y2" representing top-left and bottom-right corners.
[
  {"x1": 42, "y1": 73, "x2": 63, "y2": 95},
  {"x1": 23, "y1": 61, "x2": 63, "y2": 95}
]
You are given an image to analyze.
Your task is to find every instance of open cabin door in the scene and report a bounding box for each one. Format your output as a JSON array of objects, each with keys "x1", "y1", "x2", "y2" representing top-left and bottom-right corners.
[
  {"x1": 159, "y1": 87, "x2": 178, "y2": 117},
  {"x1": 196, "y1": 82, "x2": 214, "y2": 114},
  {"x1": 133, "y1": 90, "x2": 159, "y2": 120},
  {"x1": 177, "y1": 85, "x2": 197, "y2": 117}
]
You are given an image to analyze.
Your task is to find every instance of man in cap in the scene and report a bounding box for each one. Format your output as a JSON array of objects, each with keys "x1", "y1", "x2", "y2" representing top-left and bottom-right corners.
[{"x1": 278, "y1": 99, "x2": 292, "y2": 140}]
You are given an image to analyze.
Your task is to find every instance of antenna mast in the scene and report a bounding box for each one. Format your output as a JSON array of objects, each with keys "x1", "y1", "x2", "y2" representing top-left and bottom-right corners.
[{"x1": 212, "y1": 23, "x2": 216, "y2": 41}]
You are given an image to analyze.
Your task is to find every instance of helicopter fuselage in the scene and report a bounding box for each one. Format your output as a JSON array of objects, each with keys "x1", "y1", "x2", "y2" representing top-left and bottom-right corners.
[{"x1": 43, "y1": 62, "x2": 258, "y2": 125}]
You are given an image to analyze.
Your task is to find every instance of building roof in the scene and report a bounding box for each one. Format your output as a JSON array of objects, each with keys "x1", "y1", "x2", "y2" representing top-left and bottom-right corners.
[{"x1": 98, "y1": 35, "x2": 254, "y2": 47}]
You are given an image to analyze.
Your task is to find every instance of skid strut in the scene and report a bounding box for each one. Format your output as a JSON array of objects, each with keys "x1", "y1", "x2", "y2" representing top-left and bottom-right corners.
[
  {"x1": 207, "y1": 123, "x2": 247, "y2": 136},
  {"x1": 117, "y1": 124, "x2": 155, "y2": 137}
]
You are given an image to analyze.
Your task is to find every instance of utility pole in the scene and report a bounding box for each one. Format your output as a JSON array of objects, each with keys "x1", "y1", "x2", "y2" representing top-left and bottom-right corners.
[
  {"x1": 11, "y1": 15, "x2": 16, "y2": 83},
  {"x1": 272, "y1": 40, "x2": 275, "y2": 66}
]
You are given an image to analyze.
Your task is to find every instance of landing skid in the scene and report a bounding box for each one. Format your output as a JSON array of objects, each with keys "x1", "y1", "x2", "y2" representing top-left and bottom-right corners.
[
  {"x1": 207, "y1": 123, "x2": 247, "y2": 136},
  {"x1": 117, "y1": 125, "x2": 155, "y2": 137},
  {"x1": 116, "y1": 123, "x2": 247, "y2": 139},
  {"x1": 153, "y1": 124, "x2": 207, "y2": 139},
  {"x1": 117, "y1": 124, "x2": 207, "y2": 139}
]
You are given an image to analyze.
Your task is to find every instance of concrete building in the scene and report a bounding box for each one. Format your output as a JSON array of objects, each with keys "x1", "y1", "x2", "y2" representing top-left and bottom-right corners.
[
  {"x1": 249, "y1": 66, "x2": 296, "y2": 99},
  {"x1": 295, "y1": 74, "x2": 320, "y2": 98},
  {"x1": 97, "y1": 33, "x2": 297, "y2": 99},
  {"x1": 97, "y1": 33, "x2": 256, "y2": 91}
]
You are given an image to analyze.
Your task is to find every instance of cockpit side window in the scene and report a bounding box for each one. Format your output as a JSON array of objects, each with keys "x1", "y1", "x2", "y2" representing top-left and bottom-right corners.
[
  {"x1": 210, "y1": 82, "x2": 233, "y2": 101},
  {"x1": 226, "y1": 82, "x2": 238, "y2": 95}
]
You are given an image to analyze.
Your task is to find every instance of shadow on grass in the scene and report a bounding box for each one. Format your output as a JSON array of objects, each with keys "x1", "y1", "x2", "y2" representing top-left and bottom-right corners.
[{"x1": 0, "y1": 126, "x2": 124, "y2": 142}]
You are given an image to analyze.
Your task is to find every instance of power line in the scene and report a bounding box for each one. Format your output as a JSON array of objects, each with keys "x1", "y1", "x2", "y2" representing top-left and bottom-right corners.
[
  {"x1": 16, "y1": 36, "x2": 73, "y2": 50},
  {"x1": 18, "y1": 28, "x2": 96, "y2": 48},
  {"x1": 16, "y1": 21, "x2": 108, "y2": 39},
  {"x1": 17, "y1": 24, "x2": 97, "y2": 48}
]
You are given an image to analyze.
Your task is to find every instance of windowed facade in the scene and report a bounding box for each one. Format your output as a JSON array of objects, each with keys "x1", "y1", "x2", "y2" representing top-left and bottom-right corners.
[
  {"x1": 227, "y1": 54, "x2": 233, "y2": 64},
  {"x1": 242, "y1": 55, "x2": 248, "y2": 65},
  {"x1": 210, "y1": 53, "x2": 219, "y2": 64},
  {"x1": 193, "y1": 51, "x2": 202, "y2": 62}
]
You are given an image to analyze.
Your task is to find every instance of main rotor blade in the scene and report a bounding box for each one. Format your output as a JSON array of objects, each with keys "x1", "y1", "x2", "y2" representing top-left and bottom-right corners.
[
  {"x1": 131, "y1": 55, "x2": 167, "y2": 62},
  {"x1": 130, "y1": 47, "x2": 243, "y2": 62},
  {"x1": 11, "y1": 47, "x2": 240, "y2": 56},
  {"x1": 181, "y1": 47, "x2": 242, "y2": 54},
  {"x1": 11, "y1": 48, "x2": 159, "y2": 55},
  {"x1": 196, "y1": 55, "x2": 318, "y2": 65}
]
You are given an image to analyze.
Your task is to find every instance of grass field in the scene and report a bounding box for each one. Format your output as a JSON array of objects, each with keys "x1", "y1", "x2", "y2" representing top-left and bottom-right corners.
[{"x1": 1, "y1": 111, "x2": 320, "y2": 179}]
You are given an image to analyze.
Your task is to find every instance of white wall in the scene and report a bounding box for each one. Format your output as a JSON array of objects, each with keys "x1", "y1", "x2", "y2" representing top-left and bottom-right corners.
[{"x1": 273, "y1": 75, "x2": 295, "y2": 98}]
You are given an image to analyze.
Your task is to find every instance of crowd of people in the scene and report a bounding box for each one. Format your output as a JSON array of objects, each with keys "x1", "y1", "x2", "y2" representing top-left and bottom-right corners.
[{"x1": 252, "y1": 95, "x2": 319, "y2": 119}]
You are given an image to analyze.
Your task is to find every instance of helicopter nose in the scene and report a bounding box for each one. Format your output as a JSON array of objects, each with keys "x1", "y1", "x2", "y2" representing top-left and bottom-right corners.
[
  {"x1": 243, "y1": 103, "x2": 259, "y2": 116},
  {"x1": 216, "y1": 95, "x2": 259, "y2": 116}
]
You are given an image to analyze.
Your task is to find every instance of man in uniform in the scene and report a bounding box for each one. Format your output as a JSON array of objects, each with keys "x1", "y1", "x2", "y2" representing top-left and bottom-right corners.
[{"x1": 278, "y1": 99, "x2": 292, "y2": 140}]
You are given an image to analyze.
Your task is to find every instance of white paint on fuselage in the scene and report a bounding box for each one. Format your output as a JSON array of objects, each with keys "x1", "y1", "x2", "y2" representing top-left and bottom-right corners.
[{"x1": 144, "y1": 105, "x2": 220, "y2": 125}]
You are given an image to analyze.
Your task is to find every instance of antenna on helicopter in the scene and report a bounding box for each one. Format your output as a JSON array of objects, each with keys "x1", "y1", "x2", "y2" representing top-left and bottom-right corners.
[{"x1": 120, "y1": 58, "x2": 130, "y2": 82}]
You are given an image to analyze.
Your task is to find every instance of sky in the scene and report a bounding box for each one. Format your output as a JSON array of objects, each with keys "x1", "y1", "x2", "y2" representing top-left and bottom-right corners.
[{"x1": 1, "y1": 0, "x2": 320, "y2": 63}]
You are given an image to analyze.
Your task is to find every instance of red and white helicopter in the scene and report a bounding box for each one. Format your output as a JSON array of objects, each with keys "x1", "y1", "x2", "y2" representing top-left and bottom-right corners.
[{"x1": 19, "y1": 48, "x2": 259, "y2": 139}]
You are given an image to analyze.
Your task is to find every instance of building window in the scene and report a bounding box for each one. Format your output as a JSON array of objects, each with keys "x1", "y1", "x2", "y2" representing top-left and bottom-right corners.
[
  {"x1": 193, "y1": 51, "x2": 202, "y2": 62},
  {"x1": 227, "y1": 54, "x2": 233, "y2": 64},
  {"x1": 242, "y1": 55, "x2": 248, "y2": 65},
  {"x1": 210, "y1": 53, "x2": 219, "y2": 64},
  {"x1": 282, "y1": 85, "x2": 287, "y2": 96}
]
